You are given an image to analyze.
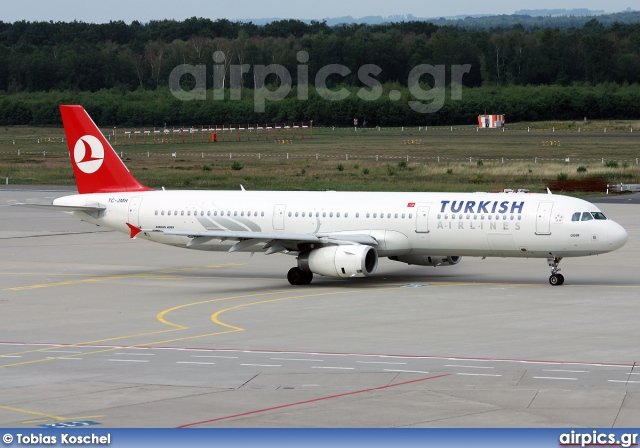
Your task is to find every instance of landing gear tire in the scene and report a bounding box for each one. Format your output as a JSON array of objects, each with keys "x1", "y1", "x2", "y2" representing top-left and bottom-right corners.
[
  {"x1": 287, "y1": 267, "x2": 313, "y2": 285},
  {"x1": 549, "y1": 274, "x2": 565, "y2": 286},
  {"x1": 547, "y1": 256, "x2": 564, "y2": 286}
]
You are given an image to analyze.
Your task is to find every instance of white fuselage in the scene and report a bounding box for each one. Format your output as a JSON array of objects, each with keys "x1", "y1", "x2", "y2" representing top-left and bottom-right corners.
[{"x1": 54, "y1": 190, "x2": 628, "y2": 259}]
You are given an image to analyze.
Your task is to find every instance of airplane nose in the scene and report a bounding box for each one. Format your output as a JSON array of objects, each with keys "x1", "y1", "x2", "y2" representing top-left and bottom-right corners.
[{"x1": 608, "y1": 222, "x2": 628, "y2": 250}]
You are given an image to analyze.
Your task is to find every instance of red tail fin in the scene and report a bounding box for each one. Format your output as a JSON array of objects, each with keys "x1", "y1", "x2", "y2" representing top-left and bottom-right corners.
[{"x1": 60, "y1": 105, "x2": 152, "y2": 194}]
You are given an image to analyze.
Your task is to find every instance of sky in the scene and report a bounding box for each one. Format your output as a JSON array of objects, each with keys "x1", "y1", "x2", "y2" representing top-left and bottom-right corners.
[{"x1": 0, "y1": 0, "x2": 635, "y2": 23}]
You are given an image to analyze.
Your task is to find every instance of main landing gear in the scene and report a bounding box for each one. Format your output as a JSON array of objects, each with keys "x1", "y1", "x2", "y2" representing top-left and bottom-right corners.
[
  {"x1": 547, "y1": 256, "x2": 565, "y2": 286},
  {"x1": 287, "y1": 267, "x2": 313, "y2": 285}
]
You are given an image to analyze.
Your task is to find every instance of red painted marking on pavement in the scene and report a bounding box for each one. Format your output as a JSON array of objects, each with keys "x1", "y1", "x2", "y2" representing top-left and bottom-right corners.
[{"x1": 176, "y1": 373, "x2": 450, "y2": 428}]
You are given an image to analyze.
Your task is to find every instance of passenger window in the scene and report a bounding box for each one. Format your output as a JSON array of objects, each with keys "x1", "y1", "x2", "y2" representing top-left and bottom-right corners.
[
  {"x1": 336, "y1": 212, "x2": 340, "y2": 217},
  {"x1": 373, "y1": 213, "x2": 377, "y2": 218},
  {"x1": 356, "y1": 213, "x2": 359, "y2": 218},
  {"x1": 572, "y1": 212, "x2": 581, "y2": 222},
  {"x1": 295, "y1": 212, "x2": 299, "y2": 217},
  {"x1": 261, "y1": 212, "x2": 264, "y2": 217},
  {"x1": 330, "y1": 212, "x2": 333, "y2": 218},
  {"x1": 345, "y1": 213, "x2": 348, "y2": 218},
  {"x1": 366, "y1": 213, "x2": 370, "y2": 218},
  {"x1": 408, "y1": 214, "x2": 412, "y2": 219},
  {"x1": 323, "y1": 212, "x2": 326, "y2": 217},
  {"x1": 402, "y1": 213, "x2": 405, "y2": 219},
  {"x1": 155, "y1": 210, "x2": 158, "y2": 215},
  {"x1": 581, "y1": 212, "x2": 593, "y2": 221}
]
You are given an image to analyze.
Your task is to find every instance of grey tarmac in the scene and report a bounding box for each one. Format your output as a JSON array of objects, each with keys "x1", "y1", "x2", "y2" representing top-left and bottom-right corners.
[{"x1": 1, "y1": 188, "x2": 639, "y2": 428}]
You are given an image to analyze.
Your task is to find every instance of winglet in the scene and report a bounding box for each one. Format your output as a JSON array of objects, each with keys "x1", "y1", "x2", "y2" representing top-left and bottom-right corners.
[
  {"x1": 547, "y1": 187, "x2": 553, "y2": 195},
  {"x1": 126, "y1": 222, "x2": 143, "y2": 239}
]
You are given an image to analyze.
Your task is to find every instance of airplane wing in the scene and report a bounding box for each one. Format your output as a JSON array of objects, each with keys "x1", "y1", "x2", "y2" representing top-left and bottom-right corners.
[
  {"x1": 13, "y1": 203, "x2": 106, "y2": 212},
  {"x1": 140, "y1": 227, "x2": 378, "y2": 254}
]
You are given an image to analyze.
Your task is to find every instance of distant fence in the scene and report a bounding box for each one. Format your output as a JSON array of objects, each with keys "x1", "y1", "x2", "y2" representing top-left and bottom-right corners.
[
  {"x1": 114, "y1": 123, "x2": 312, "y2": 145},
  {"x1": 2, "y1": 123, "x2": 639, "y2": 147},
  {"x1": 2, "y1": 149, "x2": 638, "y2": 166}
]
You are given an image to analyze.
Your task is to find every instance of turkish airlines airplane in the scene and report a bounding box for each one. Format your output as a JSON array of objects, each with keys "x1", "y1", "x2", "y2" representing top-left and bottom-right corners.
[{"x1": 19, "y1": 105, "x2": 628, "y2": 286}]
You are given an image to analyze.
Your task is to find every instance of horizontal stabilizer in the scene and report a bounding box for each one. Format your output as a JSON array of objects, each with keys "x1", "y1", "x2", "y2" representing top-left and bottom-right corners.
[{"x1": 13, "y1": 203, "x2": 106, "y2": 212}]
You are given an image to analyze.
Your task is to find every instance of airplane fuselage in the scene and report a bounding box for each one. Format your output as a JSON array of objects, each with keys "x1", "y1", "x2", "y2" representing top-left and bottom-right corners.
[{"x1": 55, "y1": 190, "x2": 627, "y2": 259}]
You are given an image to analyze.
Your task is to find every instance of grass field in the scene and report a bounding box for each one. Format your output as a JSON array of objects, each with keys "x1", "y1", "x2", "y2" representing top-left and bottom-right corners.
[{"x1": 1, "y1": 123, "x2": 639, "y2": 194}]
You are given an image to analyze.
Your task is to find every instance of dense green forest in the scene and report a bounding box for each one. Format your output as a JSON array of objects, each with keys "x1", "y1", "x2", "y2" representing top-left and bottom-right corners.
[{"x1": 0, "y1": 17, "x2": 639, "y2": 125}]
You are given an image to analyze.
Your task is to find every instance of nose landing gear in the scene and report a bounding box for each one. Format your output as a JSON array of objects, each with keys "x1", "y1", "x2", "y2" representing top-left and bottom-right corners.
[{"x1": 547, "y1": 256, "x2": 565, "y2": 286}]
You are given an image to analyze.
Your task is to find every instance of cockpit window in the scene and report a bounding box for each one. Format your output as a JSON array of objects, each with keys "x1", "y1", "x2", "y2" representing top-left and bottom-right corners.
[
  {"x1": 592, "y1": 212, "x2": 607, "y2": 220},
  {"x1": 581, "y1": 212, "x2": 593, "y2": 221},
  {"x1": 572, "y1": 212, "x2": 581, "y2": 222}
]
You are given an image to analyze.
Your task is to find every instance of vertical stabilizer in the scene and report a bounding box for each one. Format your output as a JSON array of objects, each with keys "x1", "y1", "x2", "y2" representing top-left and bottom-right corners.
[{"x1": 59, "y1": 105, "x2": 152, "y2": 194}]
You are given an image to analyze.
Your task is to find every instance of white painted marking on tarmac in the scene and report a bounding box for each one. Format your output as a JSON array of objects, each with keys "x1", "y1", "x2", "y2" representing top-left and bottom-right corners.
[
  {"x1": 177, "y1": 362, "x2": 216, "y2": 365},
  {"x1": 114, "y1": 353, "x2": 155, "y2": 356},
  {"x1": 383, "y1": 369, "x2": 430, "y2": 374},
  {"x1": 270, "y1": 358, "x2": 323, "y2": 362},
  {"x1": 457, "y1": 373, "x2": 502, "y2": 377},
  {"x1": 108, "y1": 359, "x2": 149, "y2": 363},
  {"x1": 446, "y1": 365, "x2": 494, "y2": 369},
  {"x1": 0, "y1": 355, "x2": 22, "y2": 358},
  {"x1": 191, "y1": 355, "x2": 238, "y2": 359},
  {"x1": 608, "y1": 380, "x2": 640, "y2": 384},
  {"x1": 532, "y1": 376, "x2": 577, "y2": 380},
  {"x1": 312, "y1": 366, "x2": 354, "y2": 370},
  {"x1": 47, "y1": 357, "x2": 82, "y2": 360},
  {"x1": 356, "y1": 361, "x2": 407, "y2": 365},
  {"x1": 543, "y1": 369, "x2": 588, "y2": 373},
  {"x1": 241, "y1": 364, "x2": 281, "y2": 367}
]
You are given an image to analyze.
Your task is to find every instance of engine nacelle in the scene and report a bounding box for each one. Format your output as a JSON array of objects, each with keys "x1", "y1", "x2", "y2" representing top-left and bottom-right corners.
[
  {"x1": 389, "y1": 255, "x2": 462, "y2": 267},
  {"x1": 298, "y1": 245, "x2": 378, "y2": 278}
]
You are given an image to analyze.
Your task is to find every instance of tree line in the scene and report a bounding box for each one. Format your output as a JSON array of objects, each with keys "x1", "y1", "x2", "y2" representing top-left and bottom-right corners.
[
  {"x1": 0, "y1": 18, "x2": 639, "y2": 126},
  {"x1": 2, "y1": 84, "x2": 639, "y2": 127},
  {"x1": 1, "y1": 18, "x2": 639, "y2": 93}
]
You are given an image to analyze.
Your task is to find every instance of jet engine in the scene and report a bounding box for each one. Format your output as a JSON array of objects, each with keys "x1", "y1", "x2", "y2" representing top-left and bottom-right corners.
[
  {"x1": 298, "y1": 245, "x2": 378, "y2": 278},
  {"x1": 389, "y1": 255, "x2": 462, "y2": 267}
]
